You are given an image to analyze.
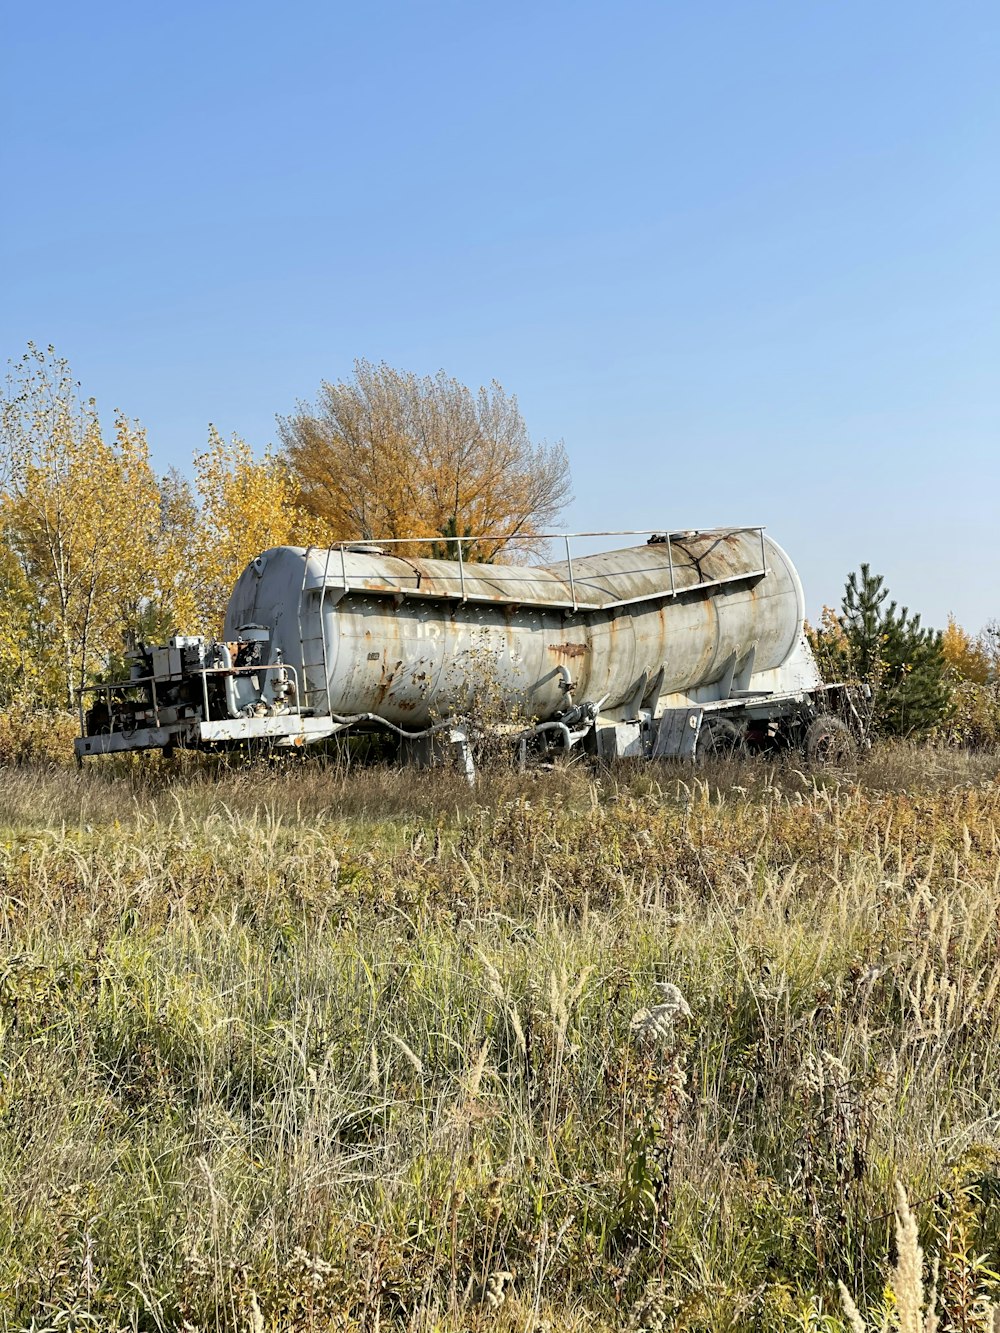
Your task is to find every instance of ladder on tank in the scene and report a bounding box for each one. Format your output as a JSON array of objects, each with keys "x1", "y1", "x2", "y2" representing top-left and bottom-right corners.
[{"x1": 296, "y1": 547, "x2": 333, "y2": 716}]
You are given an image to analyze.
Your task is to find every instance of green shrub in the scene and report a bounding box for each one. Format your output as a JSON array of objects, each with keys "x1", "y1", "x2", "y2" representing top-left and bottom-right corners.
[
  {"x1": 942, "y1": 680, "x2": 1000, "y2": 750},
  {"x1": 0, "y1": 704, "x2": 78, "y2": 765}
]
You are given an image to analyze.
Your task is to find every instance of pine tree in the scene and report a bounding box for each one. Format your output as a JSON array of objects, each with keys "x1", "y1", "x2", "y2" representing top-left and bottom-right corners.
[{"x1": 836, "y1": 564, "x2": 950, "y2": 736}]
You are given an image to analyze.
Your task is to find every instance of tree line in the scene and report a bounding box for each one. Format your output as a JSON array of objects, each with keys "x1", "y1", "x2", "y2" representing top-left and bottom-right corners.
[
  {"x1": 1, "y1": 343, "x2": 995, "y2": 744},
  {"x1": 0, "y1": 346, "x2": 571, "y2": 709},
  {"x1": 808, "y1": 566, "x2": 999, "y2": 745}
]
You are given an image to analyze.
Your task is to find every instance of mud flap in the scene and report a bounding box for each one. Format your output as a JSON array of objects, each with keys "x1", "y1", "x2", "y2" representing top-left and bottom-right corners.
[
  {"x1": 595, "y1": 720, "x2": 646, "y2": 759},
  {"x1": 652, "y1": 708, "x2": 703, "y2": 760}
]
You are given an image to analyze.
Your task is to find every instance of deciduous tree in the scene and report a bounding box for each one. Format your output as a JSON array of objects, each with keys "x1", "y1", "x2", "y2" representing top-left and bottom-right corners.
[
  {"x1": 279, "y1": 361, "x2": 572, "y2": 561},
  {"x1": 941, "y1": 615, "x2": 992, "y2": 685},
  {"x1": 0, "y1": 347, "x2": 309, "y2": 704},
  {"x1": 0, "y1": 346, "x2": 163, "y2": 705},
  {"x1": 185, "y1": 426, "x2": 301, "y2": 634},
  {"x1": 938, "y1": 616, "x2": 1000, "y2": 749}
]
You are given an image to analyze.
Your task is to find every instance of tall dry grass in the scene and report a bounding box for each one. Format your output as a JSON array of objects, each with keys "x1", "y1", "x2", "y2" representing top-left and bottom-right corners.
[{"x1": 0, "y1": 744, "x2": 998, "y2": 1331}]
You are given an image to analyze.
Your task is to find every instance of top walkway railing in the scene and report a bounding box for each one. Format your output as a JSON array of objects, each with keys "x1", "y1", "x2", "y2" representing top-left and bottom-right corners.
[{"x1": 305, "y1": 526, "x2": 768, "y2": 612}]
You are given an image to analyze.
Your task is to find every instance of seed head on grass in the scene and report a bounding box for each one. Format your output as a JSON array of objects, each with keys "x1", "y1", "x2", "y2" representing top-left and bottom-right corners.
[
  {"x1": 839, "y1": 1182, "x2": 939, "y2": 1333},
  {"x1": 388, "y1": 1032, "x2": 424, "y2": 1076},
  {"x1": 630, "y1": 982, "x2": 692, "y2": 1044},
  {"x1": 477, "y1": 1269, "x2": 516, "y2": 1309},
  {"x1": 629, "y1": 1286, "x2": 676, "y2": 1332}
]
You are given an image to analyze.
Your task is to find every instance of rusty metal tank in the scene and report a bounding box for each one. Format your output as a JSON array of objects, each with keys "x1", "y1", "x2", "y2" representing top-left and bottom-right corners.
[{"x1": 223, "y1": 528, "x2": 819, "y2": 729}]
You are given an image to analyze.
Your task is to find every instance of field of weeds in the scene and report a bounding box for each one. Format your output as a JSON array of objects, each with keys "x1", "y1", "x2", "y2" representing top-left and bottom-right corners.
[{"x1": 1, "y1": 746, "x2": 1000, "y2": 1332}]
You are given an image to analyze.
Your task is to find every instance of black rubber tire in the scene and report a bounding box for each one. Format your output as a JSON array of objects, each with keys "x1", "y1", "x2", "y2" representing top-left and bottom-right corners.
[
  {"x1": 804, "y1": 715, "x2": 857, "y2": 766},
  {"x1": 696, "y1": 717, "x2": 746, "y2": 763}
]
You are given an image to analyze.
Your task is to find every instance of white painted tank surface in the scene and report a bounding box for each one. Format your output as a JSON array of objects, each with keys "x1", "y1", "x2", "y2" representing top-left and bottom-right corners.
[{"x1": 223, "y1": 529, "x2": 819, "y2": 728}]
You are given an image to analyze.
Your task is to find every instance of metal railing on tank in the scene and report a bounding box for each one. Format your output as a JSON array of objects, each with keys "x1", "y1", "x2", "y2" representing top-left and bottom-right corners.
[{"x1": 306, "y1": 525, "x2": 769, "y2": 613}]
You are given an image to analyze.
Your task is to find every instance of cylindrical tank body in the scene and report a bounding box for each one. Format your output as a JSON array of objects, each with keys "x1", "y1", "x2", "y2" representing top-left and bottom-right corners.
[{"x1": 224, "y1": 529, "x2": 811, "y2": 728}]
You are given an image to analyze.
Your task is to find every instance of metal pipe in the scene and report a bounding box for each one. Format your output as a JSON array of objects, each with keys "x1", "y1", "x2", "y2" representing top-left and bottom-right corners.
[
  {"x1": 287, "y1": 664, "x2": 302, "y2": 717},
  {"x1": 319, "y1": 547, "x2": 331, "y2": 714},
  {"x1": 217, "y1": 644, "x2": 243, "y2": 718},
  {"x1": 513, "y1": 720, "x2": 591, "y2": 751},
  {"x1": 565, "y1": 535, "x2": 577, "y2": 611}
]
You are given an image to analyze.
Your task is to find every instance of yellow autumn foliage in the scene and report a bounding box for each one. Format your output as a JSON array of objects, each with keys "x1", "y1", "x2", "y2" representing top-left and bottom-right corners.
[
  {"x1": 0, "y1": 348, "x2": 303, "y2": 705},
  {"x1": 941, "y1": 614, "x2": 992, "y2": 685},
  {"x1": 1, "y1": 348, "x2": 165, "y2": 705},
  {"x1": 184, "y1": 427, "x2": 302, "y2": 635},
  {"x1": 279, "y1": 360, "x2": 572, "y2": 562}
]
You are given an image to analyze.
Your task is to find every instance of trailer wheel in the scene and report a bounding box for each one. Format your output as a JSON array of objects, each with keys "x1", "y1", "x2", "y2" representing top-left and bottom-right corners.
[
  {"x1": 804, "y1": 715, "x2": 856, "y2": 766},
  {"x1": 696, "y1": 717, "x2": 745, "y2": 762}
]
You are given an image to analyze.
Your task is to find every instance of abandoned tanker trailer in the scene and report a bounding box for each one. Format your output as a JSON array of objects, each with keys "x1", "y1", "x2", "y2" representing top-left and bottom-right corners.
[{"x1": 75, "y1": 528, "x2": 858, "y2": 765}]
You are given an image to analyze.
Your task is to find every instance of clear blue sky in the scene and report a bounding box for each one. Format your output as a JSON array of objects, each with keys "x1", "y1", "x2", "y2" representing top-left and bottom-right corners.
[{"x1": 3, "y1": 1, "x2": 998, "y2": 630}]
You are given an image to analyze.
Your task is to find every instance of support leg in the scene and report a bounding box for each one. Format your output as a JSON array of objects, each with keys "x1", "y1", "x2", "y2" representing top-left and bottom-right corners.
[{"x1": 450, "y1": 726, "x2": 475, "y2": 786}]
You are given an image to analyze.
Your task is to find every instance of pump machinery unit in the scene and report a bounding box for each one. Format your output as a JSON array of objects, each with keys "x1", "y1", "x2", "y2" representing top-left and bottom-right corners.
[{"x1": 76, "y1": 528, "x2": 860, "y2": 770}]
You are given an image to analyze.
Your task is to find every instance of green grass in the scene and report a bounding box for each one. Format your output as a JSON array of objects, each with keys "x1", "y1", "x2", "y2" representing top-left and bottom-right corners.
[{"x1": 1, "y1": 747, "x2": 999, "y2": 1331}]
